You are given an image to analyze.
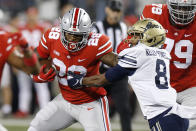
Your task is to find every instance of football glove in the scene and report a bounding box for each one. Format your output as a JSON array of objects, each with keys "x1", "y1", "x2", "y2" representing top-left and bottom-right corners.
[
  {"x1": 31, "y1": 64, "x2": 56, "y2": 83},
  {"x1": 67, "y1": 71, "x2": 84, "y2": 89}
]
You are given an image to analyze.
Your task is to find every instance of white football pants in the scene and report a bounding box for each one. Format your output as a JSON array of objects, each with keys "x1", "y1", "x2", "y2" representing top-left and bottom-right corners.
[
  {"x1": 1, "y1": 63, "x2": 11, "y2": 88},
  {"x1": 177, "y1": 87, "x2": 196, "y2": 131},
  {"x1": 28, "y1": 94, "x2": 111, "y2": 131},
  {"x1": 17, "y1": 71, "x2": 50, "y2": 112}
]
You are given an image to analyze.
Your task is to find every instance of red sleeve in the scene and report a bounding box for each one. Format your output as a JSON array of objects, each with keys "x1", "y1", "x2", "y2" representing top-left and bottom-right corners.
[
  {"x1": 140, "y1": 4, "x2": 165, "y2": 21},
  {"x1": 37, "y1": 29, "x2": 51, "y2": 58},
  {"x1": 0, "y1": 33, "x2": 15, "y2": 61},
  {"x1": 117, "y1": 39, "x2": 130, "y2": 54},
  {"x1": 96, "y1": 34, "x2": 113, "y2": 59},
  {"x1": 117, "y1": 35, "x2": 133, "y2": 54}
]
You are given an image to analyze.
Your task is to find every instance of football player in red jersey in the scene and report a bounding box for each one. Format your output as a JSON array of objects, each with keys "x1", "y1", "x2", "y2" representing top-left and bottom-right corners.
[
  {"x1": 0, "y1": 30, "x2": 40, "y2": 131},
  {"x1": 0, "y1": 31, "x2": 40, "y2": 79},
  {"x1": 140, "y1": 0, "x2": 196, "y2": 130},
  {"x1": 14, "y1": 6, "x2": 51, "y2": 118},
  {"x1": 27, "y1": 8, "x2": 118, "y2": 131},
  {"x1": 116, "y1": 35, "x2": 133, "y2": 54}
]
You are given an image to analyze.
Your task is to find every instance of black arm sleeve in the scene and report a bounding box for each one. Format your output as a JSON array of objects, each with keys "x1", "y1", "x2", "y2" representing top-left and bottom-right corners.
[{"x1": 105, "y1": 64, "x2": 136, "y2": 83}]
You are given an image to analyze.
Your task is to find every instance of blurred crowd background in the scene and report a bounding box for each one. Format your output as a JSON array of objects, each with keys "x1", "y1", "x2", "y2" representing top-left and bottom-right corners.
[
  {"x1": 0, "y1": 0, "x2": 165, "y2": 26},
  {"x1": 0, "y1": 0, "x2": 166, "y2": 130}
]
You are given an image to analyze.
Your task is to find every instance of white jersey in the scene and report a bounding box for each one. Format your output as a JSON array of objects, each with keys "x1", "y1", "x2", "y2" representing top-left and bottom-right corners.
[{"x1": 118, "y1": 43, "x2": 177, "y2": 119}]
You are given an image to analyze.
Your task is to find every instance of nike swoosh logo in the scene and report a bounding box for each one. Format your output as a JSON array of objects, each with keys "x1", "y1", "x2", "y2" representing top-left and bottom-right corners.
[
  {"x1": 73, "y1": 79, "x2": 79, "y2": 86},
  {"x1": 184, "y1": 34, "x2": 192, "y2": 37},
  {"x1": 78, "y1": 59, "x2": 86, "y2": 62},
  {"x1": 87, "y1": 107, "x2": 94, "y2": 111}
]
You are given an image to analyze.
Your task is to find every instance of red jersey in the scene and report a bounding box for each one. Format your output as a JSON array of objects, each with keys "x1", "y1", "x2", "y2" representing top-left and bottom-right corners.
[
  {"x1": 117, "y1": 35, "x2": 133, "y2": 54},
  {"x1": 0, "y1": 31, "x2": 15, "y2": 83},
  {"x1": 37, "y1": 27, "x2": 113, "y2": 104},
  {"x1": 141, "y1": 4, "x2": 196, "y2": 92},
  {"x1": 18, "y1": 22, "x2": 50, "y2": 48}
]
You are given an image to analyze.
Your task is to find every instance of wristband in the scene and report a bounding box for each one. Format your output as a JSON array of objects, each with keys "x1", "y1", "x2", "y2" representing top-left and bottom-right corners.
[{"x1": 23, "y1": 53, "x2": 38, "y2": 66}]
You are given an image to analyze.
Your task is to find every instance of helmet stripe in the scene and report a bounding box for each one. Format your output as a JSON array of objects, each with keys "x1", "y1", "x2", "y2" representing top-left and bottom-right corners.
[{"x1": 73, "y1": 8, "x2": 80, "y2": 29}]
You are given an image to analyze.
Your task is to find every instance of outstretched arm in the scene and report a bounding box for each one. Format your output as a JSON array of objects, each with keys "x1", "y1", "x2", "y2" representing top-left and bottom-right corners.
[
  {"x1": 67, "y1": 72, "x2": 109, "y2": 89},
  {"x1": 67, "y1": 65, "x2": 136, "y2": 89},
  {"x1": 6, "y1": 32, "x2": 41, "y2": 75},
  {"x1": 82, "y1": 73, "x2": 109, "y2": 87},
  {"x1": 83, "y1": 65, "x2": 135, "y2": 87},
  {"x1": 7, "y1": 46, "x2": 40, "y2": 75}
]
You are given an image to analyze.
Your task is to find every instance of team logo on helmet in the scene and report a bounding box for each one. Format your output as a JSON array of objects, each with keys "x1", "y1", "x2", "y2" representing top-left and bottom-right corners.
[
  {"x1": 127, "y1": 18, "x2": 166, "y2": 48},
  {"x1": 68, "y1": 43, "x2": 77, "y2": 50}
]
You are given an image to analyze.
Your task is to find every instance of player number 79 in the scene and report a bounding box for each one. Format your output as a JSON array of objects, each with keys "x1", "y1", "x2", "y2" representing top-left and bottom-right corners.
[{"x1": 165, "y1": 38, "x2": 193, "y2": 69}]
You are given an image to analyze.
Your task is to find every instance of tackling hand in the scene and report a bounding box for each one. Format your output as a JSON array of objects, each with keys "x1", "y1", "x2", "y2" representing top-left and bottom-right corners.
[{"x1": 67, "y1": 71, "x2": 84, "y2": 89}]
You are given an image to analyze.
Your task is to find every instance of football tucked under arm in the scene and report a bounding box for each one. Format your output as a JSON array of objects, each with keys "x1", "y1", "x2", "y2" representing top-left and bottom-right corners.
[
  {"x1": 39, "y1": 57, "x2": 53, "y2": 72},
  {"x1": 31, "y1": 64, "x2": 56, "y2": 83},
  {"x1": 30, "y1": 50, "x2": 56, "y2": 83}
]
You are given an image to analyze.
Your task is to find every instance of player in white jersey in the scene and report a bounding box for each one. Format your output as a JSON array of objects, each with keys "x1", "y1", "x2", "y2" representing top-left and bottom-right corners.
[
  {"x1": 67, "y1": 19, "x2": 196, "y2": 131},
  {"x1": 115, "y1": 40, "x2": 176, "y2": 120}
]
